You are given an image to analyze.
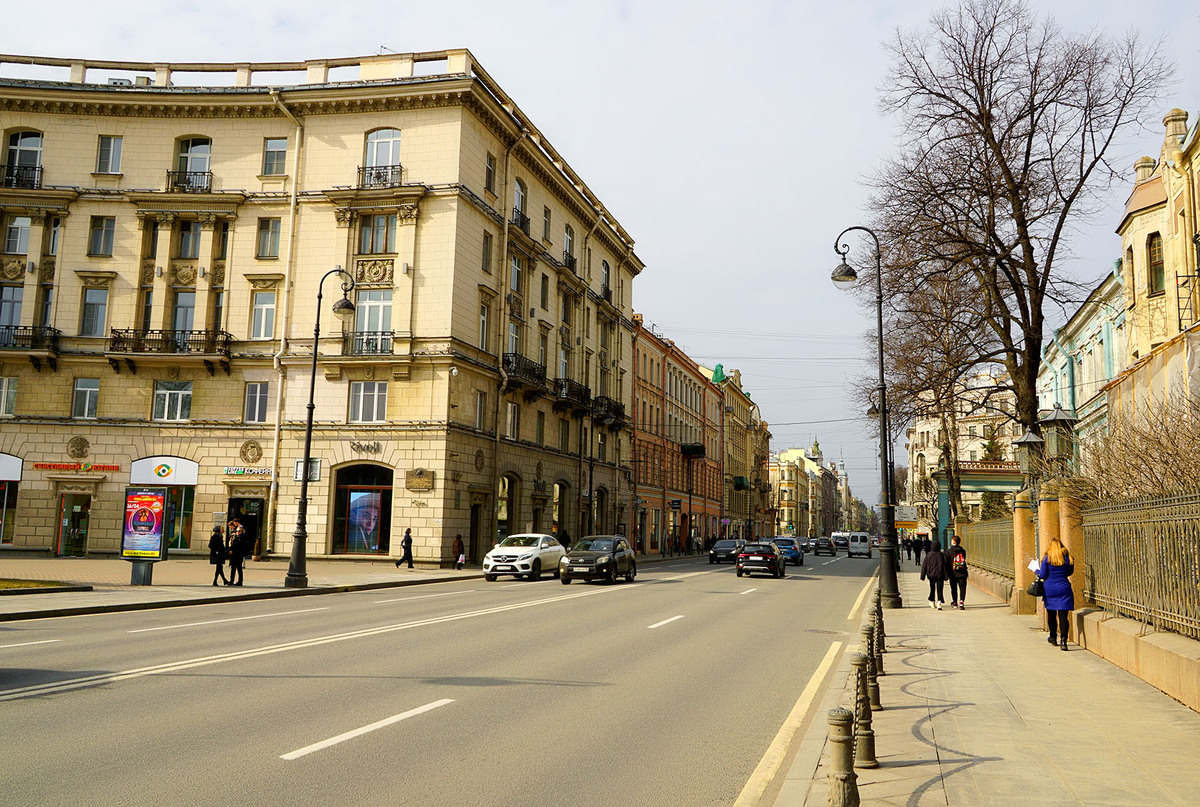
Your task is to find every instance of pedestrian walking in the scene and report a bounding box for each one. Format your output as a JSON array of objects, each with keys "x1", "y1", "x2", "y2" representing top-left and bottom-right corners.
[
  {"x1": 395, "y1": 528, "x2": 414, "y2": 569},
  {"x1": 208, "y1": 525, "x2": 228, "y2": 586},
  {"x1": 913, "y1": 536, "x2": 923, "y2": 566},
  {"x1": 1037, "y1": 536, "x2": 1075, "y2": 650},
  {"x1": 452, "y1": 534, "x2": 465, "y2": 570},
  {"x1": 226, "y1": 519, "x2": 247, "y2": 586},
  {"x1": 920, "y1": 539, "x2": 948, "y2": 609},
  {"x1": 903, "y1": 537, "x2": 913, "y2": 561},
  {"x1": 945, "y1": 534, "x2": 969, "y2": 609}
]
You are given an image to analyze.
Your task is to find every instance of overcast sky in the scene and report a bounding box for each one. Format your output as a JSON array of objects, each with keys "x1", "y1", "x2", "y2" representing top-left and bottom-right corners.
[{"x1": 7, "y1": 0, "x2": 1198, "y2": 508}]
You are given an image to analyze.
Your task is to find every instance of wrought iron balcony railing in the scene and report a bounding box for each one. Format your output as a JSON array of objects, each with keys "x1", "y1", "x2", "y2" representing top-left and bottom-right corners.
[
  {"x1": 552, "y1": 377, "x2": 591, "y2": 411},
  {"x1": 592, "y1": 395, "x2": 626, "y2": 425},
  {"x1": 108, "y1": 329, "x2": 232, "y2": 357},
  {"x1": 358, "y1": 164, "x2": 403, "y2": 189},
  {"x1": 511, "y1": 209, "x2": 531, "y2": 235},
  {"x1": 503, "y1": 352, "x2": 546, "y2": 387},
  {"x1": 1, "y1": 164, "x2": 42, "y2": 189},
  {"x1": 343, "y1": 330, "x2": 394, "y2": 355},
  {"x1": 166, "y1": 171, "x2": 213, "y2": 193},
  {"x1": 0, "y1": 325, "x2": 60, "y2": 351}
]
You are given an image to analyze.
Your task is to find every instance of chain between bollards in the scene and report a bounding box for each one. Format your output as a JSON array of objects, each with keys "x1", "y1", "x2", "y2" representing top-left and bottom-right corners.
[
  {"x1": 860, "y1": 622, "x2": 882, "y2": 711},
  {"x1": 826, "y1": 707, "x2": 860, "y2": 807},
  {"x1": 873, "y1": 587, "x2": 887, "y2": 656},
  {"x1": 850, "y1": 653, "x2": 878, "y2": 769}
]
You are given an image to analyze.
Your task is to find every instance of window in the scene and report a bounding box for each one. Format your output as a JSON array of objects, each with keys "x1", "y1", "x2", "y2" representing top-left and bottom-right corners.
[
  {"x1": 353, "y1": 289, "x2": 392, "y2": 353},
  {"x1": 484, "y1": 152, "x2": 497, "y2": 194},
  {"x1": 88, "y1": 216, "x2": 116, "y2": 256},
  {"x1": 3, "y1": 216, "x2": 30, "y2": 254},
  {"x1": 510, "y1": 255, "x2": 523, "y2": 293},
  {"x1": 536, "y1": 410, "x2": 545, "y2": 444},
  {"x1": 153, "y1": 381, "x2": 193, "y2": 421},
  {"x1": 80, "y1": 288, "x2": 108, "y2": 336},
  {"x1": 36, "y1": 286, "x2": 52, "y2": 328},
  {"x1": 262, "y1": 138, "x2": 287, "y2": 175},
  {"x1": 0, "y1": 376, "x2": 16, "y2": 416},
  {"x1": 1147, "y1": 233, "x2": 1165, "y2": 295},
  {"x1": 540, "y1": 274, "x2": 549, "y2": 309},
  {"x1": 507, "y1": 320, "x2": 521, "y2": 354},
  {"x1": 4, "y1": 131, "x2": 42, "y2": 187},
  {"x1": 171, "y1": 291, "x2": 195, "y2": 334},
  {"x1": 244, "y1": 382, "x2": 269, "y2": 423},
  {"x1": 513, "y1": 179, "x2": 527, "y2": 215},
  {"x1": 559, "y1": 418, "x2": 570, "y2": 451},
  {"x1": 349, "y1": 381, "x2": 388, "y2": 423},
  {"x1": 559, "y1": 345, "x2": 569, "y2": 378},
  {"x1": 475, "y1": 391, "x2": 487, "y2": 430},
  {"x1": 598, "y1": 431, "x2": 607, "y2": 462},
  {"x1": 256, "y1": 218, "x2": 281, "y2": 258},
  {"x1": 478, "y1": 302, "x2": 490, "y2": 351},
  {"x1": 251, "y1": 291, "x2": 276, "y2": 339},
  {"x1": 506, "y1": 401, "x2": 520, "y2": 439},
  {"x1": 72, "y1": 378, "x2": 99, "y2": 419},
  {"x1": 538, "y1": 331, "x2": 549, "y2": 367},
  {"x1": 211, "y1": 290, "x2": 224, "y2": 331},
  {"x1": 543, "y1": 206, "x2": 551, "y2": 240},
  {"x1": 137, "y1": 289, "x2": 154, "y2": 332},
  {"x1": 564, "y1": 225, "x2": 574, "y2": 258},
  {"x1": 177, "y1": 138, "x2": 211, "y2": 173},
  {"x1": 365, "y1": 129, "x2": 401, "y2": 167},
  {"x1": 601, "y1": 260, "x2": 611, "y2": 293},
  {"x1": 96, "y1": 136, "x2": 122, "y2": 173},
  {"x1": 45, "y1": 216, "x2": 61, "y2": 256},
  {"x1": 177, "y1": 220, "x2": 201, "y2": 259},
  {"x1": 359, "y1": 213, "x2": 396, "y2": 254},
  {"x1": 481, "y1": 232, "x2": 493, "y2": 273},
  {"x1": 214, "y1": 221, "x2": 229, "y2": 260}
]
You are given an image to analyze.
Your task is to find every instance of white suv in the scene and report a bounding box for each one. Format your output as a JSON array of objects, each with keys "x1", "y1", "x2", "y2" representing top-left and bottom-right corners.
[{"x1": 483, "y1": 533, "x2": 566, "y2": 581}]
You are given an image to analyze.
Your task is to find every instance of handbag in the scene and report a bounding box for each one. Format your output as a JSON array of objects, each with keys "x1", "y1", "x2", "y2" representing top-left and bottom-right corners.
[{"x1": 1027, "y1": 577, "x2": 1044, "y2": 597}]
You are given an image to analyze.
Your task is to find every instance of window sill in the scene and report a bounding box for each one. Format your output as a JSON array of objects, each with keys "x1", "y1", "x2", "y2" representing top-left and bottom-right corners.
[
  {"x1": 86, "y1": 254, "x2": 113, "y2": 259},
  {"x1": 91, "y1": 172, "x2": 123, "y2": 178},
  {"x1": 257, "y1": 174, "x2": 289, "y2": 181},
  {"x1": 1147, "y1": 290, "x2": 1166, "y2": 299},
  {"x1": 255, "y1": 255, "x2": 281, "y2": 261}
]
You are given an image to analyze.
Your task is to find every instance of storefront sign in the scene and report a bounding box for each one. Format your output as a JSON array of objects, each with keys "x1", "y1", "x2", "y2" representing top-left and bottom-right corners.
[
  {"x1": 349, "y1": 441, "x2": 382, "y2": 453},
  {"x1": 405, "y1": 467, "x2": 434, "y2": 491},
  {"x1": 0, "y1": 453, "x2": 21, "y2": 482},
  {"x1": 130, "y1": 456, "x2": 199, "y2": 486},
  {"x1": 33, "y1": 462, "x2": 120, "y2": 472},
  {"x1": 223, "y1": 467, "x2": 273, "y2": 476},
  {"x1": 121, "y1": 488, "x2": 166, "y2": 560}
]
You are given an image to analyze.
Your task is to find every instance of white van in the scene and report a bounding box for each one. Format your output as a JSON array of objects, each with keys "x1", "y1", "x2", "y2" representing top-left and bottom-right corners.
[{"x1": 847, "y1": 532, "x2": 872, "y2": 558}]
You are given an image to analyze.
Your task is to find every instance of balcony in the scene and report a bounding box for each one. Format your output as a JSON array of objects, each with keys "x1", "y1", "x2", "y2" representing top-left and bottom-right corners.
[
  {"x1": 592, "y1": 395, "x2": 627, "y2": 429},
  {"x1": 563, "y1": 252, "x2": 577, "y2": 273},
  {"x1": 502, "y1": 352, "x2": 547, "y2": 401},
  {"x1": 358, "y1": 164, "x2": 403, "y2": 189},
  {"x1": 0, "y1": 325, "x2": 60, "y2": 371},
  {"x1": 166, "y1": 171, "x2": 213, "y2": 193},
  {"x1": 552, "y1": 377, "x2": 591, "y2": 415},
  {"x1": 343, "y1": 330, "x2": 394, "y2": 356},
  {"x1": 510, "y1": 208, "x2": 531, "y2": 236},
  {"x1": 1, "y1": 164, "x2": 42, "y2": 189},
  {"x1": 107, "y1": 328, "x2": 231, "y2": 375}
]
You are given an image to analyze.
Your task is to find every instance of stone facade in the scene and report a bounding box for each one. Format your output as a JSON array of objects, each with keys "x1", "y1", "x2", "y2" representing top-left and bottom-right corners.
[{"x1": 0, "y1": 50, "x2": 642, "y2": 564}]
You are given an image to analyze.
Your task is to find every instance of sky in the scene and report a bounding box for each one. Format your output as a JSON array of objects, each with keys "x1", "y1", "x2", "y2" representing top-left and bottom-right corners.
[{"x1": 5, "y1": 0, "x2": 1198, "y2": 509}]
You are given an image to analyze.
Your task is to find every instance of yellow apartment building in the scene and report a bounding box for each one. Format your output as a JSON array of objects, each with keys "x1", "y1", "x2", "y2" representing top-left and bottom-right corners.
[{"x1": 0, "y1": 50, "x2": 642, "y2": 565}]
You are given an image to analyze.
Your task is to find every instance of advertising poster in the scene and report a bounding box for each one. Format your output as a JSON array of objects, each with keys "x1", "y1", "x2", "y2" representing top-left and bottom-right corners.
[
  {"x1": 348, "y1": 490, "x2": 382, "y2": 553},
  {"x1": 122, "y1": 488, "x2": 166, "y2": 560}
]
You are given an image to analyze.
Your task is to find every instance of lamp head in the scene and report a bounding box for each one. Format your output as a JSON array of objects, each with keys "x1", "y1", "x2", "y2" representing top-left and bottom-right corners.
[
  {"x1": 867, "y1": 402, "x2": 879, "y2": 420},
  {"x1": 831, "y1": 260, "x2": 858, "y2": 290},
  {"x1": 332, "y1": 295, "x2": 356, "y2": 323}
]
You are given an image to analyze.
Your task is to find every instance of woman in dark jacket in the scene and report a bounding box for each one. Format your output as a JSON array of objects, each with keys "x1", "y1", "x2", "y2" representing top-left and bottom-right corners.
[
  {"x1": 226, "y1": 520, "x2": 246, "y2": 586},
  {"x1": 920, "y1": 539, "x2": 948, "y2": 609},
  {"x1": 208, "y1": 526, "x2": 228, "y2": 586},
  {"x1": 944, "y1": 535, "x2": 969, "y2": 609},
  {"x1": 1037, "y1": 536, "x2": 1075, "y2": 650}
]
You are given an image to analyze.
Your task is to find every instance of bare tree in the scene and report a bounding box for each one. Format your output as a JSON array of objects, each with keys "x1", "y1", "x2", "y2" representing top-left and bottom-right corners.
[{"x1": 872, "y1": 0, "x2": 1172, "y2": 432}]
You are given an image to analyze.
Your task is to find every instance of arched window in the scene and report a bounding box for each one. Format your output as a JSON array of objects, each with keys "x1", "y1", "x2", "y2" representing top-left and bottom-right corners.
[
  {"x1": 365, "y1": 128, "x2": 402, "y2": 167},
  {"x1": 333, "y1": 464, "x2": 393, "y2": 555},
  {"x1": 601, "y1": 260, "x2": 611, "y2": 293},
  {"x1": 4, "y1": 131, "x2": 42, "y2": 188},
  {"x1": 1146, "y1": 233, "x2": 1164, "y2": 295},
  {"x1": 513, "y1": 179, "x2": 527, "y2": 215}
]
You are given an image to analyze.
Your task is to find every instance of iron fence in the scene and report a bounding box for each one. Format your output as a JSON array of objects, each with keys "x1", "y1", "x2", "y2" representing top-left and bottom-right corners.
[
  {"x1": 1081, "y1": 491, "x2": 1200, "y2": 641},
  {"x1": 960, "y1": 517, "x2": 1014, "y2": 579}
]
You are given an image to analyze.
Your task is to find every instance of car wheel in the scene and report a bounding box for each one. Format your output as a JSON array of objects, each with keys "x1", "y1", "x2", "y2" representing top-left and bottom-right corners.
[
  {"x1": 528, "y1": 560, "x2": 541, "y2": 581},
  {"x1": 561, "y1": 575, "x2": 571, "y2": 585},
  {"x1": 607, "y1": 564, "x2": 617, "y2": 585},
  {"x1": 736, "y1": 568, "x2": 743, "y2": 578},
  {"x1": 484, "y1": 574, "x2": 497, "y2": 582},
  {"x1": 625, "y1": 562, "x2": 636, "y2": 582},
  {"x1": 709, "y1": 558, "x2": 715, "y2": 564}
]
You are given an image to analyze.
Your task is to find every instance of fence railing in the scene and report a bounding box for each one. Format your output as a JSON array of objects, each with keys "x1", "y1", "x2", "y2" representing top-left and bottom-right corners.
[
  {"x1": 960, "y1": 516, "x2": 1015, "y2": 579},
  {"x1": 1081, "y1": 491, "x2": 1200, "y2": 642}
]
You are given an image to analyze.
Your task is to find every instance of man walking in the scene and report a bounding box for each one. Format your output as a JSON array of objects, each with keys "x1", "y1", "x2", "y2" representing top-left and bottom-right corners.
[{"x1": 395, "y1": 528, "x2": 414, "y2": 569}]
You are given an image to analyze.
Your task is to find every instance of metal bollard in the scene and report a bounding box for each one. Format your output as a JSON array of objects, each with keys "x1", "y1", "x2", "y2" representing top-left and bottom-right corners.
[
  {"x1": 861, "y1": 623, "x2": 882, "y2": 710},
  {"x1": 826, "y1": 707, "x2": 860, "y2": 807},
  {"x1": 850, "y1": 654, "x2": 878, "y2": 769}
]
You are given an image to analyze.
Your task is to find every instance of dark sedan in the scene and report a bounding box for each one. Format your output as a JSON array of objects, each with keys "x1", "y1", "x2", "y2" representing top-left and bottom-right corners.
[
  {"x1": 560, "y1": 535, "x2": 637, "y2": 584},
  {"x1": 736, "y1": 541, "x2": 786, "y2": 578},
  {"x1": 811, "y1": 537, "x2": 836, "y2": 556},
  {"x1": 709, "y1": 539, "x2": 740, "y2": 564}
]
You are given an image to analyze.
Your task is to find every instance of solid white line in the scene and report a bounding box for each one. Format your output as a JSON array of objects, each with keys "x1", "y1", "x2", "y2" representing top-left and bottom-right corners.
[
  {"x1": 0, "y1": 639, "x2": 62, "y2": 649},
  {"x1": 734, "y1": 641, "x2": 844, "y2": 807},
  {"x1": 0, "y1": 585, "x2": 634, "y2": 701},
  {"x1": 738, "y1": 589, "x2": 757, "y2": 596},
  {"x1": 847, "y1": 573, "x2": 879, "y2": 621},
  {"x1": 374, "y1": 590, "x2": 478, "y2": 604},
  {"x1": 127, "y1": 607, "x2": 329, "y2": 634},
  {"x1": 281, "y1": 699, "x2": 454, "y2": 761},
  {"x1": 656, "y1": 571, "x2": 708, "y2": 582},
  {"x1": 648, "y1": 615, "x2": 685, "y2": 629},
  {"x1": 821, "y1": 558, "x2": 841, "y2": 566},
  {"x1": 500, "y1": 583, "x2": 524, "y2": 589}
]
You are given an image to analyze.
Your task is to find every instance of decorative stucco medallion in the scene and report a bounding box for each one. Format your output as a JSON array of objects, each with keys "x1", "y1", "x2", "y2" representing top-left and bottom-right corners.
[
  {"x1": 240, "y1": 440, "x2": 264, "y2": 464},
  {"x1": 67, "y1": 436, "x2": 90, "y2": 459},
  {"x1": 475, "y1": 449, "x2": 485, "y2": 471}
]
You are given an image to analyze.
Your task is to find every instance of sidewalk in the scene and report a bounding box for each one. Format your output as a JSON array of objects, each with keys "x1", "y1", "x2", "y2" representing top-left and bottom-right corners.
[{"x1": 775, "y1": 563, "x2": 1200, "y2": 806}]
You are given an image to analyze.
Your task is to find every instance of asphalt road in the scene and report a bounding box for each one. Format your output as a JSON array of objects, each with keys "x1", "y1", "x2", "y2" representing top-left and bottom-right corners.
[{"x1": 1, "y1": 553, "x2": 878, "y2": 807}]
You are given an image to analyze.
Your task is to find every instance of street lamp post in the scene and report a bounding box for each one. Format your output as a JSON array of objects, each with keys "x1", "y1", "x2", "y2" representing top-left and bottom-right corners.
[
  {"x1": 832, "y1": 226, "x2": 902, "y2": 608},
  {"x1": 285, "y1": 267, "x2": 356, "y2": 589}
]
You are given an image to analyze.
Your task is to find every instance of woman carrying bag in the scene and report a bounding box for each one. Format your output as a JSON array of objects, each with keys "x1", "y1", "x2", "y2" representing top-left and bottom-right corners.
[{"x1": 1036, "y1": 536, "x2": 1075, "y2": 650}]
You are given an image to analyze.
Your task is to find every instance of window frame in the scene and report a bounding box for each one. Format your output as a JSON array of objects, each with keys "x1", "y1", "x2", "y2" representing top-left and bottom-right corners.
[
  {"x1": 256, "y1": 217, "x2": 282, "y2": 259},
  {"x1": 152, "y1": 381, "x2": 193, "y2": 422},
  {"x1": 478, "y1": 302, "x2": 490, "y2": 352},
  {"x1": 481, "y1": 231, "x2": 493, "y2": 274},
  {"x1": 3, "y1": 215, "x2": 30, "y2": 254},
  {"x1": 1147, "y1": 232, "x2": 1165, "y2": 296},
  {"x1": 475, "y1": 390, "x2": 487, "y2": 430},
  {"x1": 177, "y1": 220, "x2": 201, "y2": 260},
  {"x1": 262, "y1": 137, "x2": 288, "y2": 176},
  {"x1": 87, "y1": 216, "x2": 116, "y2": 257},
  {"x1": 485, "y1": 152, "x2": 497, "y2": 194},
  {"x1": 95, "y1": 135, "x2": 123, "y2": 174},
  {"x1": 364, "y1": 128, "x2": 402, "y2": 168},
  {"x1": 72, "y1": 377, "x2": 99, "y2": 419},
  {"x1": 358, "y1": 213, "x2": 397, "y2": 255},
  {"x1": 349, "y1": 380, "x2": 388, "y2": 424},
  {"x1": 0, "y1": 376, "x2": 17, "y2": 417},
  {"x1": 506, "y1": 401, "x2": 520, "y2": 440},
  {"x1": 80, "y1": 287, "x2": 109, "y2": 336},
  {"x1": 250, "y1": 291, "x2": 276, "y2": 340},
  {"x1": 244, "y1": 381, "x2": 269, "y2": 423}
]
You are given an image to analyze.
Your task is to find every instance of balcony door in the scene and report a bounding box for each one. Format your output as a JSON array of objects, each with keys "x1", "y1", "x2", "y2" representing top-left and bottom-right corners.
[
  {"x1": 0, "y1": 286, "x2": 21, "y2": 347},
  {"x1": 172, "y1": 292, "x2": 195, "y2": 352},
  {"x1": 354, "y1": 290, "x2": 391, "y2": 354}
]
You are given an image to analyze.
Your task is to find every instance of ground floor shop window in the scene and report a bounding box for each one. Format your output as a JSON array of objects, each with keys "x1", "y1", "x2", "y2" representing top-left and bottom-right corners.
[
  {"x1": 0, "y1": 481, "x2": 16, "y2": 543},
  {"x1": 164, "y1": 486, "x2": 194, "y2": 550},
  {"x1": 333, "y1": 464, "x2": 392, "y2": 555}
]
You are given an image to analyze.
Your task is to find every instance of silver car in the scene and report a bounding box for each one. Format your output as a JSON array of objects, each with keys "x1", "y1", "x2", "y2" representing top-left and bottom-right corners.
[{"x1": 483, "y1": 533, "x2": 566, "y2": 581}]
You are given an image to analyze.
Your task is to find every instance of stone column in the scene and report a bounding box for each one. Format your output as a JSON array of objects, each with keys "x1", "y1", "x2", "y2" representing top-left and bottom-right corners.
[{"x1": 1012, "y1": 488, "x2": 1037, "y2": 614}]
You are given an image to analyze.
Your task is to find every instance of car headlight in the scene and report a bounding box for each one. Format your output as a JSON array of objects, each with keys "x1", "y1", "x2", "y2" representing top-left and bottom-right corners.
[
  {"x1": 597, "y1": 556, "x2": 611, "y2": 564},
  {"x1": 519, "y1": 552, "x2": 534, "y2": 561}
]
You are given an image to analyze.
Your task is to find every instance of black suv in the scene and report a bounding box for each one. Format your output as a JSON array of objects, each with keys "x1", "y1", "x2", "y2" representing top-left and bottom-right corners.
[
  {"x1": 811, "y1": 537, "x2": 836, "y2": 557},
  {"x1": 736, "y1": 541, "x2": 786, "y2": 578},
  {"x1": 560, "y1": 535, "x2": 637, "y2": 584}
]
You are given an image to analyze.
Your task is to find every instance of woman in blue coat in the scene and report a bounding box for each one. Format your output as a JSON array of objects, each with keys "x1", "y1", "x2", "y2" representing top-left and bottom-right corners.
[{"x1": 1037, "y1": 536, "x2": 1075, "y2": 650}]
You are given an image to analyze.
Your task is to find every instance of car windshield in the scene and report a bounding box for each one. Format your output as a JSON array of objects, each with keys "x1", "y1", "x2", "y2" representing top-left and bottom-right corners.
[
  {"x1": 743, "y1": 543, "x2": 772, "y2": 553},
  {"x1": 714, "y1": 540, "x2": 737, "y2": 549},
  {"x1": 572, "y1": 538, "x2": 614, "y2": 552},
  {"x1": 499, "y1": 535, "x2": 540, "y2": 547},
  {"x1": 775, "y1": 539, "x2": 796, "y2": 548}
]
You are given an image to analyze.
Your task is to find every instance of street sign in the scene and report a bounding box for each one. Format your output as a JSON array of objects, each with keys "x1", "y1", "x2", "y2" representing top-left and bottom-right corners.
[
  {"x1": 895, "y1": 504, "x2": 918, "y2": 529},
  {"x1": 669, "y1": 499, "x2": 681, "y2": 510}
]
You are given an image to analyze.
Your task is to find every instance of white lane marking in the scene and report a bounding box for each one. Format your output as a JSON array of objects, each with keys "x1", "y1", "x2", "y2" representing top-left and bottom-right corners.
[
  {"x1": 735, "y1": 641, "x2": 844, "y2": 806},
  {"x1": 847, "y1": 574, "x2": 878, "y2": 621},
  {"x1": 821, "y1": 557, "x2": 842, "y2": 566},
  {"x1": 281, "y1": 699, "x2": 454, "y2": 761},
  {"x1": 648, "y1": 615, "x2": 685, "y2": 629},
  {"x1": 655, "y1": 571, "x2": 708, "y2": 582},
  {"x1": 739, "y1": 589, "x2": 757, "y2": 596},
  {"x1": 0, "y1": 585, "x2": 635, "y2": 702},
  {"x1": 128, "y1": 607, "x2": 329, "y2": 634},
  {"x1": 0, "y1": 639, "x2": 62, "y2": 649},
  {"x1": 500, "y1": 583, "x2": 524, "y2": 589},
  {"x1": 374, "y1": 590, "x2": 478, "y2": 604}
]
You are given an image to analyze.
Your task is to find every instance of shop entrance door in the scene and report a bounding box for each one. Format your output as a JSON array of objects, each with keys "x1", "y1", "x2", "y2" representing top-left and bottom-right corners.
[
  {"x1": 227, "y1": 497, "x2": 264, "y2": 556},
  {"x1": 57, "y1": 494, "x2": 91, "y2": 556}
]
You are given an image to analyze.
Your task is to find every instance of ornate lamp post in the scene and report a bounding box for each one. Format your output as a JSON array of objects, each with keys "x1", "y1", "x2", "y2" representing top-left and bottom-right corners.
[
  {"x1": 832, "y1": 226, "x2": 902, "y2": 608},
  {"x1": 285, "y1": 267, "x2": 356, "y2": 589}
]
